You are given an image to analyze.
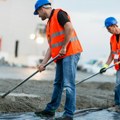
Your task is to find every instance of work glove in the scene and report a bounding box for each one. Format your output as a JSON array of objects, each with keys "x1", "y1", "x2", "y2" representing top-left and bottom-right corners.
[{"x1": 99, "y1": 64, "x2": 108, "y2": 74}]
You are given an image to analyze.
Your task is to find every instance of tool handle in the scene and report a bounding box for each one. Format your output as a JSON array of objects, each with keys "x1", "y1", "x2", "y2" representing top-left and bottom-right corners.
[
  {"x1": 75, "y1": 61, "x2": 120, "y2": 86},
  {"x1": 1, "y1": 55, "x2": 60, "y2": 98}
]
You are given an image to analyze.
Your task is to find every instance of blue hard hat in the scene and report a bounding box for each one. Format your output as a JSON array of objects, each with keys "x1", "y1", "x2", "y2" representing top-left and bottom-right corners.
[
  {"x1": 104, "y1": 17, "x2": 118, "y2": 28},
  {"x1": 34, "y1": 0, "x2": 51, "y2": 15}
]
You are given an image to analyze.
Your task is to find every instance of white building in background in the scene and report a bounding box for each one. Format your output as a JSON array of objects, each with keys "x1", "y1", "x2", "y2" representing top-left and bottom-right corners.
[{"x1": 0, "y1": 0, "x2": 49, "y2": 66}]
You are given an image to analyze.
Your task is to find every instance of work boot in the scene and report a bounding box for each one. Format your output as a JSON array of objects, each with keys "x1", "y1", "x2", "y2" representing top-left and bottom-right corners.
[
  {"x1": 108, "y1": 105, "x2": 120, "y2": 112},
  {"x1": 55, "y1": 116, "x2": 73, "y2": 120},
  {"x1": 35, "y1": 109, "x2": 55, "y2": 117}
]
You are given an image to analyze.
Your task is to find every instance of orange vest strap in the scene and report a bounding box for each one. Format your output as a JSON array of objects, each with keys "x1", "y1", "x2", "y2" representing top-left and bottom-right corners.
[{"x1": 110, "y1": 34, "x2": 120, "y2": 70}]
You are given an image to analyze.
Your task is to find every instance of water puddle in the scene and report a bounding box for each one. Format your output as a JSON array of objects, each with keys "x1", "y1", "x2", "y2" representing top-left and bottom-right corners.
[{"x1": 0, "y1": 109, "x2": 120, "y2": 120}]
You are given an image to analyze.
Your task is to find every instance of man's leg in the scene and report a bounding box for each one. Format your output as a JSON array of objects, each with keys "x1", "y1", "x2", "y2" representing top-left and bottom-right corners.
[
  {"x1": 45, "y1": 60, "x2": 64, "y2": 111},
  {"x1": 108, "y1": 70, "x2": 120, "y2": 112},
  {"x1": 115, "y1": 70, "x2": 120, "y2": 106},
  {"x1": 35, "y1": 60, "x2": 64, "y2": 117},
  {"x1": 62, "y1": 53, "x2": 80, "y2": 118}
]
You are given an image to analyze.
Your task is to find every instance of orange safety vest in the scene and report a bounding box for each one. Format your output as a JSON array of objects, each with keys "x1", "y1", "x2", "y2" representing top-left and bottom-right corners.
[
  {"x1": 110, "y1": 34, "x2": 120, "y2": 70},
  {"x1": 46, "y1": 9, "x2": 83, "y2": 60}
]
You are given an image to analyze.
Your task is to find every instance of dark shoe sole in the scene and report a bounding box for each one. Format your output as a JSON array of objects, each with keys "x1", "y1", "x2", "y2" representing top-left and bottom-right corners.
[{"x1": 35, "y1": 110, "x2": 55, "y2": 118}]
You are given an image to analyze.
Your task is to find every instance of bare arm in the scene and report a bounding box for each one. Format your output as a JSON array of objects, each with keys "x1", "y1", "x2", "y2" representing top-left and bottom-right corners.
[
  {"x1": 105, "y1": 51, "x2": 113, "y2": 66},
  {"x1": 59, "y1": 22, "x2": 74, "y2": 55},
  {"x1": 41, "y1": 47, "x2": 51, "y2": 64},
  {"x1": 38, "y1": 47, "x2": 51, "y2": 72},
  {"x1": 105, "y1": 43, "x2": 114, "y2": 65}
]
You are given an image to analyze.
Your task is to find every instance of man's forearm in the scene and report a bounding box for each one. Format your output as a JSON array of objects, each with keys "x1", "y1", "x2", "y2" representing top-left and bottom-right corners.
[
  {"x1": 41, "y1": 48, "x2": 51, "y2": 64},
  {"x1": 63, "y1": 22, "x2": 74, "y2": 48},
  {"x1": 106, "y1": 52, "x2": 113, "y2": 65}
]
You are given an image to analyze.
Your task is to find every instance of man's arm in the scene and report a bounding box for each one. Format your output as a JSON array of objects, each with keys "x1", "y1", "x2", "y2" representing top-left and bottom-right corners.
[
  {"x1": 41, "y1": 47, "x2": 51, "y2": 64},
  {"x1": 38, "y1": 47, "x2": 51, "y2": 72},
  {"x1": 106, "y1": 43, "x2": 114, "y2": 65},
  {"x1": 59, "y1": 22, "x2": 74, "y2": 55},
  {"x1": 105, "y1": 51, "x2": 113, "y2": 65},
  {"x1": 99, "y1": 45, "x2": 113, "y2": 74},
  {"x1": 57, "y1": 10, "x2": 74, "y2": 55}
]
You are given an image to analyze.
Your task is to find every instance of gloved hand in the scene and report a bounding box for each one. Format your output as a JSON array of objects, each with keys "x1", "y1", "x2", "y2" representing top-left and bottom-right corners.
[{"x1": 99, "y1": 64, "x2": 108, "y2": 74}]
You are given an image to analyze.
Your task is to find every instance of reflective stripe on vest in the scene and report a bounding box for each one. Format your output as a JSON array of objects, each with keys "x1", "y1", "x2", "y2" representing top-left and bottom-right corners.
[
  {"x1": 48, "y1": 31, "x2": 64, "y2": 44},
  {"x1": 51, "y1": 31, "x2": 64, "y2": 39},
  {"x1": 118, "y1": 50, "x2": 120, "y2": 53},
  {"x1": 111, "y1": 51, "x2": 117, "y2": 54},
  {"x1": 51, "y1": 36, "x2": 78, "y2": 48}
]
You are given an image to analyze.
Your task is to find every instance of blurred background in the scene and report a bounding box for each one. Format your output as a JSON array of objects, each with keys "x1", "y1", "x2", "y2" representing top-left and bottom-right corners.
[{"x1": 0, "y1": 0, "x2": 120, "y2": 74}]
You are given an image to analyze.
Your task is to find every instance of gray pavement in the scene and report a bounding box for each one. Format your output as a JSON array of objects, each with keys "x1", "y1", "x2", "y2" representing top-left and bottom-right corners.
[
  {"x1": 0, "y1": 66, "x2": 115, "y2": 83},
  {"x1": 0, "y1": 109, "x2": 120, "y2": 120}
]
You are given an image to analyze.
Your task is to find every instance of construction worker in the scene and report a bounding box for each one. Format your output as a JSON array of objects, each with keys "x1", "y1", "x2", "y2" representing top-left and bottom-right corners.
[
  {"x1": 33, "y1": 0, "x2": 83, "y2": 120},
  {"x1": 100, "y1": 17, "x2": 120, "y2": 112}
]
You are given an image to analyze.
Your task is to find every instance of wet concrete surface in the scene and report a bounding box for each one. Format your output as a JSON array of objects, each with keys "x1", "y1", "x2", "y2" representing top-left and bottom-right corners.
[
  {"x1": 0, "y1": 66, "x2": 118, "y2": 120},
  {"x1": 74, "y1": 109, "x2": 120, "y2": 120},
  {"x1": 0, "y1": 109, "x2": 120, "y2": 120}
]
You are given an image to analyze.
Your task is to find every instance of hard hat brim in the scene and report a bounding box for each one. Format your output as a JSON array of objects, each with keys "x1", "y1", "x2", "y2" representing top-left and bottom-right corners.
[{"x1": 34, "y1": 11, "x2": 38, "y2": 15}]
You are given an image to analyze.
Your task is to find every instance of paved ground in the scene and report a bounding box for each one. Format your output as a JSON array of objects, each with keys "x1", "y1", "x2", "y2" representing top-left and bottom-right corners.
[
  {"x1": 0, "y1": 66, "x2": 117, "y2": 119},
  {"x1": 0, "y1": 109, "x2": 120, "y2": 120}
]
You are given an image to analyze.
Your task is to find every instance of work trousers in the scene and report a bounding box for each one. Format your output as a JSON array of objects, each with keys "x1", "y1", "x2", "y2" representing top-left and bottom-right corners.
[
  {"x1": 115, "y1": 70, "x2": 120, "y2": 106},
  {"x1": 45, "y1": 53, "x2": 80, "y2": 117}
]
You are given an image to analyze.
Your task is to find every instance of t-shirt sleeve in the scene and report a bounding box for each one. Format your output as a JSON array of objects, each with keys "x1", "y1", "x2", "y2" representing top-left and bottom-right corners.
[{"x1": 57, "y1": 10, "x2": 70, "y2": 27}]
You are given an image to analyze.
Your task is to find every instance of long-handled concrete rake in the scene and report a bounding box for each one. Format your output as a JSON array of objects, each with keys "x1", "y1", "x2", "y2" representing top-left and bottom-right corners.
[
  {"x1": 75, "y1": 61, "x2": 120, "y2": 86},
  {"x1": 1, "y1": 55, "x2": 60, "y2": 98}
]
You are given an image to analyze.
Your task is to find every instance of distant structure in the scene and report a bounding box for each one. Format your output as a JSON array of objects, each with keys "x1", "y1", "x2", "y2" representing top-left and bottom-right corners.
[{"x1": 0, "y1": 0, "x2": 49, "y2": 66}]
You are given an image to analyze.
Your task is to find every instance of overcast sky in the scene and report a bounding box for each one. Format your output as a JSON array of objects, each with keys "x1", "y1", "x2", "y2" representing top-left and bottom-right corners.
[{"x1": 0, "y1": 0, "x2": 120, "y2": 62}]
